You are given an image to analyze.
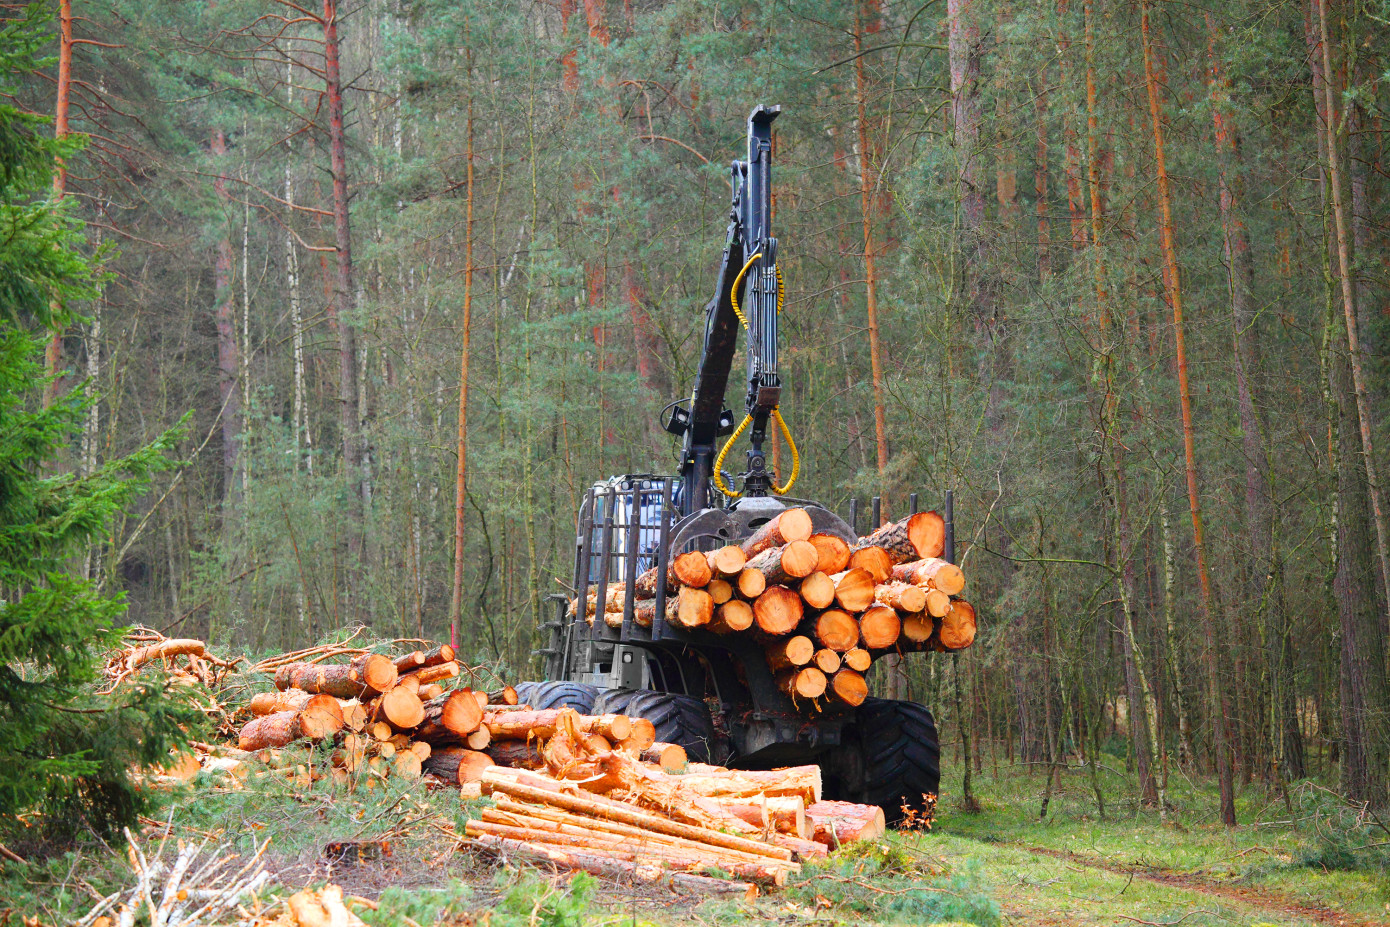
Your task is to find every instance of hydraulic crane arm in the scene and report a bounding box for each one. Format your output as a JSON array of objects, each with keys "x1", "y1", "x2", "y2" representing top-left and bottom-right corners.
[{"x1": 666, "y1": 105, "x2": 783, "y2": 517}]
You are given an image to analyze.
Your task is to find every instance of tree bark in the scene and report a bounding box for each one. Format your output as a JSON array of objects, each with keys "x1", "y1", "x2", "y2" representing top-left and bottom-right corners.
[
  {"x1": 1140, "y1": 0, "x2": 1235, "y2": 825},
  {"x1": 449, "y1": 52, "x2": 475, "y2": 650}
]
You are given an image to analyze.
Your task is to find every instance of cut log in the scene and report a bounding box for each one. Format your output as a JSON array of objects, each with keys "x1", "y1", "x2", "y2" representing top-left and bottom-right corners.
[
  {"x1": 854, "y1": 511, "x2": 946, "y2": 564},
  {"x1": 707, "y1": 579, "x2": 733, "y2": 605},
  {"x1": 830, "y1": 568, "x2": 875, "y2": 612},
  {"x1": 248, "y1": 688, "x2": 312, "y2": 716},
  {"x1": 333, "y1": 733, "x2": 366, "y2": 771},
  {"x1": 812, "y1": 649, "x2": 841, "y2": 674},
  {"x1": 849, "y1": 546, "x2": 893, "y2": 583},
  {"x1": 488, "y1": 739, "x2": 546, "y2": 768},
  {"x1": 765, "y1": 635, "x2": 815, "y2": 673},
  {"x1": 736, "y1": 568, "x2": 767, "y2": 599},
  {"x1": 745, "y1": 540, "x2": 819, "y2": 584},
  {"x1": 393, "y1": 650, "x2": 425, "y2": 672},
  {"x1": 901, "y1": 613, "x2": 934, "y2": 644},
  {"x1": 715, "y1": 797, "x2": 768, "y2": 831},
  {"x1": 378, "y1": 685, "x2": 426, "y2": 730},
  {"x1": 419, "y1": 683, "x2": 444, "y2": 700},
  {"x1": 670, "y1": 586, "x2": 714, "y2": 630},
  {"x1": 740, "y1": 507, "x2": 813, "y2": 558},
  {"x1": 572, "y1": 585, "x2": 627, "y2": 618},
  {"x1": 274, "y1": 654, "x2": 398, "y2": 698},
  {"x1": 298, "y1": 694, "x2": 346, "y2": 740},
  {"x1": 418, "y1": 643, "x2": 457, "y2": 669},
  {"x1": 940, "y1": 598, "x2": 977, "y2": 650},
  {"x1": 843, "y1": 647, "x2": 872, "y2": 672},
  {"x1": 812, "y1": 609, "x2": 860, "y2": 652},
  {"x1": 415, "y1": 690, "x2": 484, "y2": 742},
  {"x1": 467, "y1": 727, "x2": 492, "y2": 750},
  {"x1": 369, "y1": 721, "x2": 393, "y2": 741},
  {"x1": 777, "y1": 666, "x2": 827, "y2": 700},
  {"x1": 706, "y1": 545, "x2": 747, "y2": 578},
  {"x1": 767, "y1": 796, "x2": 809, "y2": 839},
  {"x1": 710, "y1": 599, "x2": 754, "y2": 634},
  {"x1": 238, "y1": 710, "x2": 300, "y2": 751},
  {"x1": 408, "y1": 661, "x2": 459, "y2": 685},
  {"x1": 464, "y1": 833, "x2": 761, "y2": 898},
  {"x1": 752, "y1": 585, "x2": 804, "y2": 636},
  {"x1": 827, "y1": 669, "x2": 868, "y2": 706},
  {"x1": 481, "y1": 770, "x2": 793, "y2": 861},
  {"x1": 411, "y1": 741, "x2": 432, "y2": 760},
  {"x1": 488, "y1": 685, "x2": 519, "y2": 706},
  {"x1": 874, "y1": 581, "x2": 927, "y2": 614},
  {"x1": 587, "y1": 714, "x2": 633, "y2": 743},
  {"x1": 798, "y1": 571, "x2": 835, "y2": 610},
  {"x1": 339, "y1": 698, "x2": 367, "y2": 732},
  {"x1": 635, "y1": 551, "x2": 712, "y2": 595},
  {"x1": 126, "y1": 638, "x2": 206, "y2": 669},
  {"x1": 890, "y1": 557, "x2": 965, "y2": 595},
  {"x1": 396, "y1": 674, "x2": 421, "y2": 695},
  {"x1": 925, "y1": 587, "x2": 952, "y2": 618},
  {"x1": 483, "y1": 707, "x2": 622, "y2": 741},
  {"x1": 424, "y1": 746, "x2": 495, "y2": 785},
  {"x1": 859, "y1": 606, "x2": 902, "y2": 650},
  {"x1": 631, "y1": 599, "x2": 664, "y2": 629},
  {"x1": 641, "y1": 742, "x2": 687, "y2": 771},
  {"x1": 393, "y1": 751, "x2": 423, "y2": 779},
  {"x1": 671, "y1": 765, "x2": 821, "y2": 806},
  {"x1": 620, "y1": 718, "x2": 657, "y2": 753},
  {"x1": 806, "y1": 800, "x2": 886, "y2": 847},
  {"x1": 806, "y1": 533, "x2": 851, "y2": 575}
]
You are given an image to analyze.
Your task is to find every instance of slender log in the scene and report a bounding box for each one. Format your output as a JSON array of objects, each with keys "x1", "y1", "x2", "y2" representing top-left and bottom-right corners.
[
  {"x1": 706, "y1": 545, "x2": 747, "y2": 577},
  {"x1": 830, "y1": 568, "x2": 875, "y2": 611},
  {"x1": 843, "y1": 648, "x2": 871, "y2": 672},
  {"x1": 480, "y1": 770, "x2": 795, "y2": 861},
  {"x1": 377, "y1": 685, "x2": 426, "y2": 730},
  {"x1": 127, "y1": 638, "x2": 205, "y2": 669},
  {"x1": 248, "y1": 688, "x2": 312, "y2": 716},
  {"x1": 587, "y1": 714, "x2": 633, "y2": 742},
  {"x1": 874, "y1": 581, "x2": 927, "y2": 613},
  {"x1": 668, "y1": 765, "x2": 821, "y2": 806},
  {"x1": 925, "y1": 588, "x2": 952, "y2": 618},
  {"x1": 670, "y1": 586, "x2": 714, "y2": 630},
  {"x1": 418, "y1": 643, "x2": 456, "y2": 669},
  {"x1": 489, "y1": 739, "x2": 546, "y2": 769},
  {"x1": 740, "y1": 508, "x2": 813, "y2": 558},
  {"x1": 901, "y1": 613, "x2": 933, "y2": 644},
  {"x1": 811, "y1": 609, "x2": 860, "y2": 652},
  {"x1": 620, "y1": 718, "x2": 657, "y2": 753},
  {"x1": 806, "y1": 800, "x2": 886, "y2": 846},
  {"x1": 238, "y1": 710, "x2": 300, "y2": 751},
  {"x1": 859, "y1": 606, "x2": 901, "y2": 650},
  {"x1": 488, "y1": 685, "x2": 519, "y2": 706},
  {"x1": 415, "y1": 690, "x2": 484, "y2": 742},
  {"x1": 467, "y1": 727, "x2": 492, "y2": 750},
  {"x1": 806, "y1": 533, "x2": 851, "y2": 575},
  {"x1": 854, "y1": 511, "x2": 945, "y2": 563},
  {"x1": 849, "y1": 546, "x2": 892, "y2": 583},
  {"x1": 396, "y1": 674, "x2": 421, "y2": 695},
  {"x1": 298, "y1": 694, "x2": 346, "y2": 740},
  {"x1": 778, "y1": 667, "x2": 827, "y2": 700},
  {"x1": 274, "y1": 654, "x2": 397, "y2": 698},
  {"x1": 407, "y1": 661, "x2": 459, "y2": 685},
  {"x1": 736, "y1": 568, "x2": 767, "y2": 599},
  {"x1": 890, "y1": 557, "x2": 965, "y2": 595},
  {"x1": 745, "y1": 540, "x2": 819, "y2": 584},
  {"x1": 707, "y1": 579, "x2": 733, "y2": 604},
  {"x1": 766, "y1": 635, "x2": 815, "y2": 673},
  {"x1": 393, "y1": 650, "x2": 425, "y2": 672},
  {"x1": 752, "y1": 585, "x2": 804, "y2": 635},
  {"x1": 635, "y1": 551, "x2": 712, "y2": 595},
  {"x1": 424, "y1": 746, "x2": 495, "y2": 785},
  {"x1": 798, "y1": 571, "x2": 835, "y2": 609},
  {"x1": 710, "y1": 599, "x2": 754, "y2": 634},
  {"x1": 828, "y1": 669, "x2": 868, "y2": 706},
  {"x1": 394, "y1": 751, "x2": 423, "y2": 779},
  {"x1": 812, "y1": 649, "x2": 841, "y2": 674},
  {"x1": 420, "y1": 683, "x2": 444, "y2": 701}
]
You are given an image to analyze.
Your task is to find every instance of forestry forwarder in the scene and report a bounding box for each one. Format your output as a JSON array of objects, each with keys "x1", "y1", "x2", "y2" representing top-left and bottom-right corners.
[{"x1": 523, "y1": 105, "x2": 943, "y2": 820}]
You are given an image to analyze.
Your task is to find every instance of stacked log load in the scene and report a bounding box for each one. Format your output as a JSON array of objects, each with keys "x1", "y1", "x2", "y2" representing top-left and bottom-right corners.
[
  {"x1": 573, "y1": 508, "x2": 976, "y2": 704},
  {"x1": 230, "y1": 642, "x2": 893, "y2": 894}
]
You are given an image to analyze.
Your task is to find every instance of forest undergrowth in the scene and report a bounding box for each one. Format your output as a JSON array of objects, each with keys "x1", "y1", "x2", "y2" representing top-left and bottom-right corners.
[{"x1": 4, "y1": 747, "x2": 1387, "y2": 927}]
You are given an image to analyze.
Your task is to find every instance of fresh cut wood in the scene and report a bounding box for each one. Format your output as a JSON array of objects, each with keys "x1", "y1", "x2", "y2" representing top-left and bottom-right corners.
[
  {"x1": 806, "y1": 799, "x2": 886, "y2": 846},
  {"x1": 376, "y1": 684, "x2": 425, "y2": 730},
  {"x1": 849, "y1": 546, "x2": 893, "y2": 583},
  {"x1": 854, "y1": 511, "x2": 946, "y2": 564},
  {"x1": 812, "y1": 649, "x2": 841, "y2": 674},
  {"x1": 752, "y1": 585, "x2": 803, "y2": 635},
  {"x1": 858, "y1": 606, "x2": 902, "y2": 650},
  {"x1": 843, "y1": 648, "x2": 872, "y2": 672},
  {"x1": 670, "y1": 586, "x2": 714, "y2": 630},
  {"x1": 238, "y1": 710, "x2": 300, "y2": 751},
  {"x1": 828, "y1": 669, "x2": 868, "y2": 706},
  {"x1": 274, "y1": 653, "x2": 398, "y2": 698},
  {"x1": 670, "y1": 765, "x2": 822, "y2": 806},
  {"x1": 778, "y1": 666, "x2": 826, "y2": 699},
  {"x1": 874, "y1": 581, "x2": 927, "y2": 614},
  {"x1": 710, "y1": 599, "x2": 754, "y2": 634},
  {"x1": 423, "y1": 746, "x2": 495, "y2": 785},
  {"x1": 745, "y1": 539, "x2": 819, "y2": 584},
  {"x1": 736, "y1": 567, "x2": 767, "y2": 599},
  {"x1": 798, "y1": 571, "x2": 835, "y2": 609},
  {"x1": 765, "y1": 635, "x2": 815, "y2": 672},
  {"x1": 635, "y1": 551, "x2": 712, "y2": 595},
  {"x1": 706, "y1": 545, "x2": 748, "y2": 577},
  {"x1": 641, "y1": 742, "x2": 687, "y2": 771},
  {"x1": 812, "y1": 609, "x2": 860, "y2": 652},
  {"x1": 830, "y1": 567, "x2": 875, "y2": 612},
  {"x1": 940, "y1": 598, "x2": 977, "y2": 650},
  {"x1": 806, "y1": 533, "x2": 852, "y2": 575},
  {"x1": 740, "y1": 507, "x2": 813, "y2": 558},
  {"x1": 891, "y1": 557, "x2": 965, "y2": 595}
]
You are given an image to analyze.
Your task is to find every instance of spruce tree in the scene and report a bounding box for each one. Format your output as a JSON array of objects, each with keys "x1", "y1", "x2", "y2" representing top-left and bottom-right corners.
[{"x1": 0, "y1": 4, "x2": 200, "y2": 845}]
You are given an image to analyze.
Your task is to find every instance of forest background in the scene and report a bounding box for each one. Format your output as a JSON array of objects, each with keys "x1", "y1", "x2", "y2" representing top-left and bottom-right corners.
[{"x1": 7, "y1": 0, "x2": 1390, "y2": 822}]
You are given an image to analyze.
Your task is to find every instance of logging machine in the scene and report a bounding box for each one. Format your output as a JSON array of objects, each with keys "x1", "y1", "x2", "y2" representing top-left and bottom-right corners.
[{"x1": 523, "y1": 105, "x2": 943, "y2": 819}]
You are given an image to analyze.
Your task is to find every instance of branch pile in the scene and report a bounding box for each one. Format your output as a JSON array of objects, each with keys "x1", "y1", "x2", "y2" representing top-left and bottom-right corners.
[{"x1": 574, "y1": 508, "x2": 976, "y2": 704}]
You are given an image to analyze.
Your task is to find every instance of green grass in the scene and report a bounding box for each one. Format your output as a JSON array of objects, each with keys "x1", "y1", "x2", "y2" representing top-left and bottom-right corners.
[{"x1": 3, "y1": 748, "x2": 1389, "y2": 927}]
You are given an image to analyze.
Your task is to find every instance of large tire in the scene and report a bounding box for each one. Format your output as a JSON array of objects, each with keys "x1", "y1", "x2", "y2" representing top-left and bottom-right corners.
[
  {"x1": 839, "y1": 697, "x2": 941, "y2": 824},
  {"x1": 512, "y1": 681, "x2": 600, "y2": 713},
  {"x1": 591, "y1": 689, "x2": 722, "y2": 764}
]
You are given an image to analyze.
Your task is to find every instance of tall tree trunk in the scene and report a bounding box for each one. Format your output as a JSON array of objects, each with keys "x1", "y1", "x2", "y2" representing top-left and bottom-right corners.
[
  {"x1": 1140, "y1": 0, "x2": 1235, "y2": 826},
  {"x1": 323, "y1": 0, "x2": 365, "y2": 519},
  {"x1": 43, "y1": 0, "x2": 73, "y2": 408},
  {"x1": 1034, "y1": 80, "x2": 1050, "y2": 282},
  {"x1": 212, "y1": 128, "x2": 241, "y2": 503},
  {"x1": 854, "y1": 0, "x2": 889, "y2": 499},
  {"x1": 450, "y1": 63, "x2": 475, "y2": 651},
  {"x1": 1315, "y1": 0, "x2": 1390, "y2": 643}
]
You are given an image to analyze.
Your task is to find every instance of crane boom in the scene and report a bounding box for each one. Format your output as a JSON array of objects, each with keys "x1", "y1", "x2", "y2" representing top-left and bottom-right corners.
[{"x1": 668, "y1": 105, "x2": 782, "y2": 516}]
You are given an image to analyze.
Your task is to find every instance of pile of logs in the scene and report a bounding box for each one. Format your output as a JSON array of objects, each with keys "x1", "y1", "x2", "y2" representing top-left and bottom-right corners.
[{"x1": 574, "y1": 508, "x2": 976, "y2": 704}]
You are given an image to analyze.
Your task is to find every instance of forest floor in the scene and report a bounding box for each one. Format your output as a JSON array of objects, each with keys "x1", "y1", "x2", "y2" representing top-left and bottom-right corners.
[{"x1": 4, "y1": 750, "x2": 1388, "y2": 927}]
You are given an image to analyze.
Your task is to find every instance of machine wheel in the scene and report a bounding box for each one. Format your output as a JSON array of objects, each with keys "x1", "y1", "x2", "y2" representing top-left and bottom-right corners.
[
  {"x1": 842, "y1": 697, "x2": 941, "y2": 824},
  {"x1": 512, "y1": 681, "x2": 600, "y2": 713},
  {"x1": 591, "y1": 689, "x2": 721, "y2": 764}
]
